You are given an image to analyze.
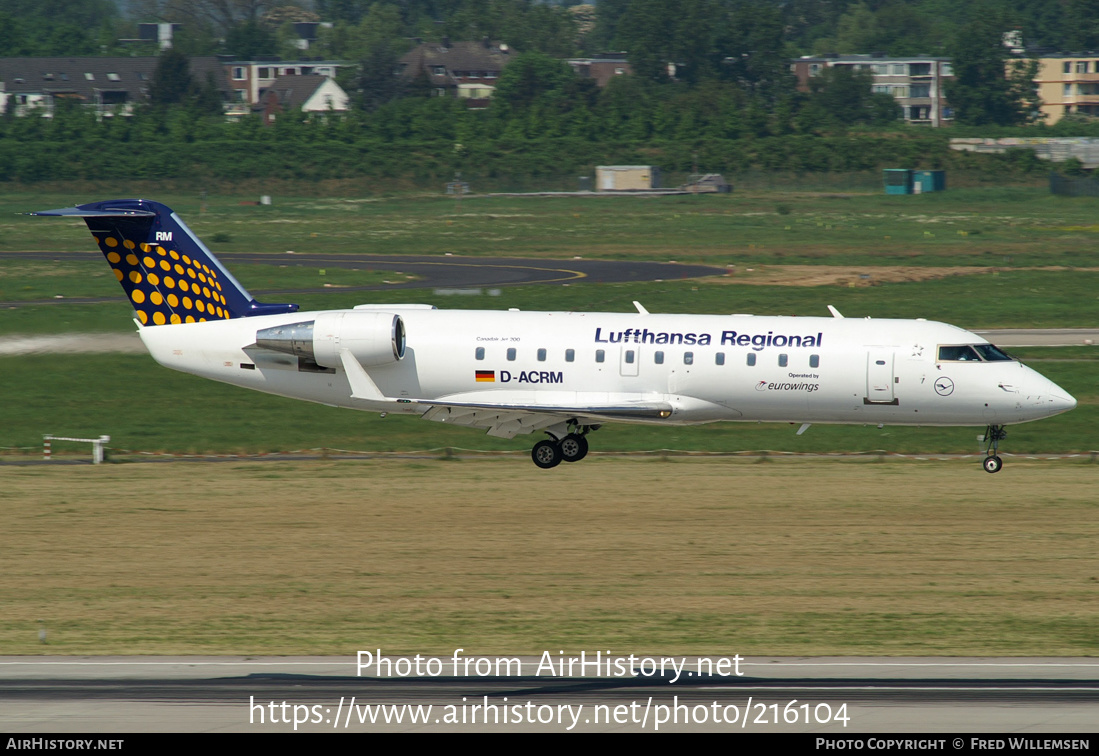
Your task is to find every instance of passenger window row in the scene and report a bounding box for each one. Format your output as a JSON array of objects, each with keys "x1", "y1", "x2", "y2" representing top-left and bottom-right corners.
[{"x1": 475, "y1": 347, "x2": 821, "y2": 367}]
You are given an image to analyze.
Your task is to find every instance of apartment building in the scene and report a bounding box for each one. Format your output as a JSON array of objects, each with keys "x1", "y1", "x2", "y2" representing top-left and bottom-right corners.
[
  {"x1": 1032, "y1": 54, "x2": 1099, "y2": 123},
  {"x1": 791, "y1": 54, "x2": 954, "y2": 126}
]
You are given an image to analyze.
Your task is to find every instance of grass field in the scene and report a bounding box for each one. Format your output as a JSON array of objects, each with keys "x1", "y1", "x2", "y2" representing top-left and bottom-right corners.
[
  {"x1": 5, "y1": 269, "x2": 1099, "y2": 336},
  {"x1": 4, "y1": 187, "x2": 1099, "y2": 336},
  {"x1": 1, "y1": 458, "x2": 1095, "y2": 656},
  {"x1": 4, "y1": 186, "x2": 1099, "y2": 267},
  {"x1": 0, "y1": 258, "x2": 413, "y2": 303},
  {"x1": 2, "y1": 187, "x2": 1096, "y2": 659},
  {"x1": 1, "y1": 186, "x2": 1096, "y2": 456},
  {"x1": 0, "y1": 349, "x2": 1094, "y2": 456}
]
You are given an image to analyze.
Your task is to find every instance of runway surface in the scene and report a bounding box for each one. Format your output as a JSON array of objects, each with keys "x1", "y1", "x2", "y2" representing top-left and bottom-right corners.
[{"x1": 2, "y1": 656, "x2": 1096, "y2": 733}]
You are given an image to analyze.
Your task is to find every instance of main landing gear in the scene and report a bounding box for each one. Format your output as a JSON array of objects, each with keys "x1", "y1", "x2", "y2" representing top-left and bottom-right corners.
[
  {"x1": 531, "y1": 422, "x2": 597, "y2": 469},
  {"x1": 982, "y1": 424, "x2": 1007, "y2": 474}
]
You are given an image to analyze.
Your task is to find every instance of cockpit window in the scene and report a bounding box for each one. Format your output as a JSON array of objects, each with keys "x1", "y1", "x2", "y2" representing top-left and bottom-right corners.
[
  {"x1": 938, "y1": 345, "x2": 981, "y2": 361},
  {"x1": 938, "y1": 344, "x2": 1015, "y2": 362},
  {"x1": 972, "y1": 344, "x2": 1014, "y2": 362}
]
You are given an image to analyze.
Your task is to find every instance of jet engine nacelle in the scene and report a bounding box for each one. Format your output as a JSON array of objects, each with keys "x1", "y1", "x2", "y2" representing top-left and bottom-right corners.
[
  {"x1": 256, "y1": 311, "x2": 406, "y2": 369},
  {"x1": 313, "y1": 311, "x2": 406, "y2": 368}
]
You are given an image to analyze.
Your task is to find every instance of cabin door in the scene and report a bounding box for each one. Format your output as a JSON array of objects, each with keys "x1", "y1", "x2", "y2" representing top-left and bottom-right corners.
[
  {"x1": 620, "y1": 346, "x2": 640, "y2": 377},
  {"x1": 865, "y1": 351, "x2": 896, "y2": 404}
]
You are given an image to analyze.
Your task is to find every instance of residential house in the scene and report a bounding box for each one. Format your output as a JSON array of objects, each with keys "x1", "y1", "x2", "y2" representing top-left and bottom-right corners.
[
  {"x1": 397, "y1": 38, "x2": 514, "y2": 107},
  {"x1": 255, "y1": 74, "x2": 349, "y2": 125},
  {"x1": 566, "y1": 53, "x2": 632, "y2": 87},
  {"x1": 224, "y1": 59, "x2": 351, "y2": 114},
  {"x1": 0, "y1": 56, "x2": 229, "y2": 117},
  {"x1": 791, "y1": 54, "x2": 954, "y2": 126}
]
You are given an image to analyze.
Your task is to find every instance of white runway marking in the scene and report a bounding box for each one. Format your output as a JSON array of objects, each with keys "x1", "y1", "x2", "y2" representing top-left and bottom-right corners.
[{"x1": 0, "y1": 333, "x2": 143, "y2": 355}]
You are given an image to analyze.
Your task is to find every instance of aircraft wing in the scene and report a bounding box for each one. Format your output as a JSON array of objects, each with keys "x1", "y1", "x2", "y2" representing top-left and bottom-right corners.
[
  {"x1": 417, "y1": 398, "x2": 672, "y2": 438},
  {"x1": 339, "y1": 348, "x2": 671, "y2": 438}
]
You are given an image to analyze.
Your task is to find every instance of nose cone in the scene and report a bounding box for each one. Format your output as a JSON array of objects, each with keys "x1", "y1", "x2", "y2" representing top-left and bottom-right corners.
[{"x1": 1048, "y1": 381, "x2": 1077, "y2": 416}]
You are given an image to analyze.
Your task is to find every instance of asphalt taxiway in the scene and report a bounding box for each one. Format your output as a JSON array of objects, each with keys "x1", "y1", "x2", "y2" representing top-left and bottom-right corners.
[
  {"x1": 972, "y1": 328, "x2": 1099, "y2": 347},
  {"x1": 0, "y1": 252, "x2": 726, "y2": 309},
  {"x1": 1, "y1": 656, "x2": 1096, "y2": 733}
]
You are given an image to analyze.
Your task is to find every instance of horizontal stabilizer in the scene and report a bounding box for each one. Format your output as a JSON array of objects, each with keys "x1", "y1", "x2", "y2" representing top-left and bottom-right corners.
[{"x1": 27, "y1": 207, "x2": 156, "y2": 218}]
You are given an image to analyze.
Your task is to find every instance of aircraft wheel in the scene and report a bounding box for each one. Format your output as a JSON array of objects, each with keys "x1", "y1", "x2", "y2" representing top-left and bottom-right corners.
[
  {"x1": 532, "y1": 440, "x2": 563, "y2": 469},
  {"x1": 983, "y1": 455, "x2": 1003, "y2": 474},
  {"x1": 560, "y1": 434, "x2": 589, "y2": 463}
]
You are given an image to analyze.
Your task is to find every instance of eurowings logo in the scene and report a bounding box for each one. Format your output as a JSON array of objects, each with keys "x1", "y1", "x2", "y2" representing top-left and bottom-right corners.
[{"x1": 756, "y1": 381, "x2": 821, "y2": 392}]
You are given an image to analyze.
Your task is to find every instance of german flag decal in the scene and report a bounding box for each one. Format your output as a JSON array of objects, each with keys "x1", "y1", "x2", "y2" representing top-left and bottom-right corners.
[{"x1": 475, "y1": 370, "x2": 495, "y2": 382}]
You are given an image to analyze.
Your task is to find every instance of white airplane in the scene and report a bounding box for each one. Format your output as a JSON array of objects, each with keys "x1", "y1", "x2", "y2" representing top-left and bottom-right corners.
[{"x1": 31, "y1": 199, "x2": 1077, "y2": 473}]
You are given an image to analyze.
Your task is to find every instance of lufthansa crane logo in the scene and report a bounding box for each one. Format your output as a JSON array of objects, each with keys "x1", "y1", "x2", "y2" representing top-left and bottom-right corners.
[{"x1": 934, "y1": 377, "x2": 955, "y2": 396}]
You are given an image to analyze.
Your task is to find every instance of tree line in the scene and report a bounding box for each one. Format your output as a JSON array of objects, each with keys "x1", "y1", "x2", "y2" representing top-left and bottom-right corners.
[
  {"x1": 0, "y1": 71, "x2": 1066, "y2": 186},
  {"x1": 7, "y1": 1, "x2": 1099, "y2": 67},
  {"x1": 1, "y1": 0, "x2": 1097, "y2": 184},
  {"x1": 3, "y1": 0, "x2": 1093, "y2": 129}
]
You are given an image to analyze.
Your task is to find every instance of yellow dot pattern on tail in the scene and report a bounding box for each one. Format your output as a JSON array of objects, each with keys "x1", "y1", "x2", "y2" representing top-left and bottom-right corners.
[
  {"x1": 96, "y1": 235, "x2": 229, "y2": 325},
  {"x1": 27, "y1": 199, "x2": 299, "y2": 325}
]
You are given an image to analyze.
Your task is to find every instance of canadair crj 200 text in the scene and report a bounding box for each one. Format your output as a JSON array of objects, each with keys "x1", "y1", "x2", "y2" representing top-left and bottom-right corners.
[{"x1": 30, "y1": 200, "x2": 1076, "y2": 472}]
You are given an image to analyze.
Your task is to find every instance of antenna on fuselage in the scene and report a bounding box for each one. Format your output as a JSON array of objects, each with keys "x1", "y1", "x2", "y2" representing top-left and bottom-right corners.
[
  {"x1": 633, "y1": 301, "x2": 649, "y2": 315},
  {"x1": 827, "y1": 305, "x2": 844, "y2": 319}
]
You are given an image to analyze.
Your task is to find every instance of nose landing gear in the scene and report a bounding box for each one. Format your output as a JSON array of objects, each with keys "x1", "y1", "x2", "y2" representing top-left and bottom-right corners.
[{"x1": 982, "y1": 424, "x2": 1007, "y2": 473}]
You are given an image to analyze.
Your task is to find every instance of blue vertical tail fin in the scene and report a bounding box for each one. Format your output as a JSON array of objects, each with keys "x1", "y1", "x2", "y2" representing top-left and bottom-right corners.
[{"x1": 28, "y1": 199, "x2": 298, "y2": 326}]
